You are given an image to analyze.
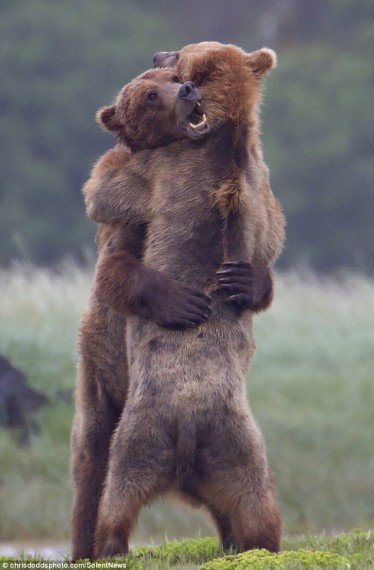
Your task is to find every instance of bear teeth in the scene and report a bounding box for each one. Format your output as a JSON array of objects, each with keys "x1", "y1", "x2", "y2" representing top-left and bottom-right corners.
[{"x1": 189, "y1": 114, "x2": 207, "y2": 129}]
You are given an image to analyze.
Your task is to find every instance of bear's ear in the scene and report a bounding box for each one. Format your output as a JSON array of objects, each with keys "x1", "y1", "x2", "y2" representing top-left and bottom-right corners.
[
  {"x1": 96, "y1": 105, "x2": 122, "y2": 132},
  {"x1": 245, "y1": 48, "x2": 277, "y2": 77}
]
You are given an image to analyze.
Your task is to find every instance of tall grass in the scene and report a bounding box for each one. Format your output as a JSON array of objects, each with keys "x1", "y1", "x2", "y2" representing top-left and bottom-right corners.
[
  {"x1": 251, "y1": 271, "x2": 374, "y2": 532},
  {"x1": 0, "y1": 264, "x2": 373, "y2": 540}
]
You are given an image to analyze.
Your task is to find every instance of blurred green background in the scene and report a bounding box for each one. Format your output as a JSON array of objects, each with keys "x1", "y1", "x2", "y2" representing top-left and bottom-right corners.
[
  {"x1": 1, "y1": 0, "x2": 373, "y2": 272},
  {"x1": 0, "y1": 0, "x2": 373, "y2": 549},
  {"x1": 1, "y1": 266, "x2": 373, "y2": 542}
]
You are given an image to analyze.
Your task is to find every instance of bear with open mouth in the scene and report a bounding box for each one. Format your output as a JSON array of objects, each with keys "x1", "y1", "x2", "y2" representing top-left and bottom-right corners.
[{"x1": 85, "y1": 42, "x2": 285, "y2": 559}]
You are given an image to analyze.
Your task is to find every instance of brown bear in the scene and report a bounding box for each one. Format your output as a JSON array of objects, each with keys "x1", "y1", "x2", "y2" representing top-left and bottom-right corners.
[
  {"x1": 83, "y1": 67, "x2": 214, "y2": 328},
  {"x1": 71, "y1": 67, "x2": 214, "y2": 562},
  {"x1": 71, "y1": 59, "x2": 275, "y2": 561},
  {"x1": 87, "y1": 42, "x2": 285, "y2": 559}
]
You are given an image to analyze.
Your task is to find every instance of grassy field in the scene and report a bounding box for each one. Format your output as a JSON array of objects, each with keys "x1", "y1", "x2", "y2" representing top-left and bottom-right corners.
[
  {"x1": 1, "y1": 531, "x2": 373, "y2": 568},
  {"x1": 0, "y1": 263, "x2": 373, "y2": 543}
]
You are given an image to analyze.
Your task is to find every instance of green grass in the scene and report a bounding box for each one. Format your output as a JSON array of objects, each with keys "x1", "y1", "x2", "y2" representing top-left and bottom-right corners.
[
  {"x1": 0, "y1": 531, "x2": 373, "y2": 568},
  {"x1": 0, "y1": 264, "x2": 373, "y2": 541}
]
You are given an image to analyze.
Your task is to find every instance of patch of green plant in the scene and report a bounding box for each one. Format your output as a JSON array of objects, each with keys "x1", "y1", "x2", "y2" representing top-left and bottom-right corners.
[
  {"x1": 200, "y1": 549, "x2": 350, "y2": 569},
  {"x1": 98, "y1": 531, "x2": 374, "y2": 569},
  {"x1": 125, "y1": 537, "x2": 224, "y2": 568},
  {"x1": 123, "y1": 530, "x2": 374, "y2": 569},
  {"x1": 284, "y1": 529, "x2": 374, "y2": 568}
]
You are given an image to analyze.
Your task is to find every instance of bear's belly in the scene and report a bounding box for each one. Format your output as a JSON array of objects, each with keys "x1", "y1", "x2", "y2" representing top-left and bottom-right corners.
[{"x1": 125, "y1": 309, "x2": 254, "y2": 414}]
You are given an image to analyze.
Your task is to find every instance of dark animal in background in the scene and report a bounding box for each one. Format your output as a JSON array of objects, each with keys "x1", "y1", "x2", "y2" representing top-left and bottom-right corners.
[{"x1": 0, "y1": 354, "x2": 48, "y2": 446}]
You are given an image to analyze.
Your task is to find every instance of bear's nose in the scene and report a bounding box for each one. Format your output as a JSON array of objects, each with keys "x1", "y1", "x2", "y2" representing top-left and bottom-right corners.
[{"x1": 178, "y1": 81, "x2": 198, "y2": 100}]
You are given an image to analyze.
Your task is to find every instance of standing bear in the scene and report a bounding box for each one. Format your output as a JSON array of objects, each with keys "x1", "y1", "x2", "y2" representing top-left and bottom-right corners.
[
  {"x1": 71, "y1": 50, "x2": 277, "y2": 561},
  {"x1": 85, "y1": 42, "x2": 285, "y2": 559},
  {"x1": 71, "y1": 67, "x2": 214, "y2": 562}
]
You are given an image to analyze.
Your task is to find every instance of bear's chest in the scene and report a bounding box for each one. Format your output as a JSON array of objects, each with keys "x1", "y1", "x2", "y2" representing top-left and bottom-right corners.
[{"x1": 144, "y1": 143, "x2": 258, "y2": 281}]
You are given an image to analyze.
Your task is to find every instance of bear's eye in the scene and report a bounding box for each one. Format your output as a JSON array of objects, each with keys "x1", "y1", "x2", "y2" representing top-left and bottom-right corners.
[
  {"x1": 147, "y1": 91, "x2": 158, "y2": 101},
  {"x1": 171, "y1": 74, "x2": 180, "y2": 83}
]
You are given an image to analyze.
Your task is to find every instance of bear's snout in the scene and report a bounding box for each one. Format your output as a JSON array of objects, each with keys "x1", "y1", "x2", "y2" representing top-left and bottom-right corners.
[{"x1": 178, "y1": 81, "x2": 200, "y2": 102}]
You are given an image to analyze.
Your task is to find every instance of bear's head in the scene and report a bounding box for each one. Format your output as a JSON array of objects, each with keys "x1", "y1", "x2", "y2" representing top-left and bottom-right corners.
[
  {"x1": 97, "y1": 67, "x2": 210, "y2": 152},
  {"x1": 153, "y1": 42, "x2": 276, "y2": 132}
]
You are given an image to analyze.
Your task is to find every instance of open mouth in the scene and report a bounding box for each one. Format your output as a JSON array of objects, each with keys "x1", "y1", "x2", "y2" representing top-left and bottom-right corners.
[{"x1": 178, "y1": 103, "x2": 210, "y2": 138}]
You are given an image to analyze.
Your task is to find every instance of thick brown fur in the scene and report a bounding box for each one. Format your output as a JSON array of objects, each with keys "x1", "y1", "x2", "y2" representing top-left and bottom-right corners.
[
  {"x1": 71, "y1": 68, "x2": 212, "y2": 561},
  {"x1": 87, "y1": 43, "x2": 285, "y2": 559}
]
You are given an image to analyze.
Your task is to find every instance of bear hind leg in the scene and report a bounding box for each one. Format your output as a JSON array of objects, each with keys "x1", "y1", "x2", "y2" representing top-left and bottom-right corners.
[
  {"x1": 94, "y1": 424, "x2": 173, "y2": 559},
  {"x1": 209, "y1": 507, "x2": 239, "y2": 551},
  {"x1": 94, "y1": 472, "x2": 169, "y2": 559},
  {"x1": 227, "y1": 480, "x2": 282, "y2": 553},
  {"x1": 198, "y1": 468, "x2": 282, "y2": 553},
  {"x1": 71, "y1": 388, "x2": 119, "y2": 560},
  {"x1": 231, "y1": 493, "x2": 282, "y2": 553}
]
